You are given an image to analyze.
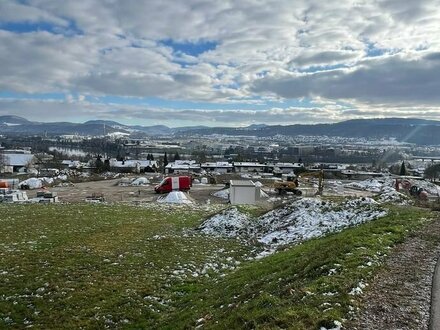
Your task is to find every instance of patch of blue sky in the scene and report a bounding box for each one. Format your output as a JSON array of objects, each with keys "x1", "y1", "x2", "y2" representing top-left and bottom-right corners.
[
  {"x1": 160, "y1": 39, "x2": 218, "y2": 56},
  {"x1": 0, "y1": 20, "x2": 82, "y2": 36},
  {"x1": 364, "y1": 42, "x2": 391, "y2": 57},
  {"x1": 298, "y1": 63, "x2": 348, "y2": 73}
]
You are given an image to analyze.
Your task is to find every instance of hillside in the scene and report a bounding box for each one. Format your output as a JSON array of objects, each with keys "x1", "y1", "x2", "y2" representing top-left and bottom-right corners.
[
  {"x1": 0, "y1": 201, "x2": 436, "y2": 329},
  {"x1": 180, "y1": 118, "x2": 440, "y2": 145},
  {"x1": 1, "y1": 115, "x2": 440, "y2": 145}
]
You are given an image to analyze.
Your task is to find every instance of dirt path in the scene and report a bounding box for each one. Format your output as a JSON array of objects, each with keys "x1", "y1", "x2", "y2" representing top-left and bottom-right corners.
[{"x1": 348, "y1": 217, "x2": 440, "y2": 330}]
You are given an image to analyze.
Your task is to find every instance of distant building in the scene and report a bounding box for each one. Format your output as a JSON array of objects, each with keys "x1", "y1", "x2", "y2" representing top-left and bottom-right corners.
[
  {"x1": 110, "y1": 159, "x2": 158, "y2": 173},
  {"x1": 165, "y1": 160, "x2": 200, "y2": 174},
  {"x1": 200, "y1": 162, "x2": 233, "y2": 174},
  {"x1": 233, "y1": 162, "x2": 266, "y2": 173},
  {"x1": 268, "y1": 162, "x2": 305, "y2": 175},
  {"x1": 61, "y1": 160, "x2": 86, "y2": 169},
  {"x1": 1, "y1": 150, "x2": 35, "y2": 173}
]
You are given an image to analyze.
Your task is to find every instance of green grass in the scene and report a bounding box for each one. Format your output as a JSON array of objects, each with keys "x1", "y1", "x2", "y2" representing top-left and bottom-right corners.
[
  {"x1": 0, "y1": 203, "x2": 434, "y2": 329},
  {"x1": 0, "y1": 203, "x2": 248, "y2": 329},
  {"x1": 161, "y1": 206, "x2": 433, "y2": 329}
]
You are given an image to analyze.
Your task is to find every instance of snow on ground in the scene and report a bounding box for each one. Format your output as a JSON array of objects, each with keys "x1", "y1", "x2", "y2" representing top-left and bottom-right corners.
[
  {"x1": 413, "y1": 180, "x2": 440, "y2": 196},
  {"x1": 349, "y1": 177, "x2": 440, "y2": 196},
  {"x1": 345, "y1": 179, "x2": 383, "y2": 193},
  {"x1": 255, "y1": 197, "x2": 385, "y2": 246},
  {"x1": 199, "y1": 197, "x2": 386, "y2": 250},
  {"x1": 212, "y1": 188, "x2": 229, "y2": 200},
  {"x1": 199, "y1": 208, "x2": 250, "y2": 237},
  {"x1": 344, "y1": 177, "x2": 439, "y2": 201},
  {"x1": 378, "y1": 186, "x2": 411, "y2": 205},
  {"x1": 18, "y1": 177, "x2": 54, "y2": 189},
  {"x1": 131, "y1": 177, "x2": 150, "y2": 186},
  {"x1": 157, "y1": 191, "x2": 193, "y2": 204},
  {"x1": 260, "y1": 189, "x2": 269, "y2": 198}
]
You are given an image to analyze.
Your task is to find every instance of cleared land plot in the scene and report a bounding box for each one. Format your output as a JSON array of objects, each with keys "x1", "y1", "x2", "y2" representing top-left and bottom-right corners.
[
  {"x1": 25, "y1": 178, "x2": 227, "y2": 204},
  {"x1": 0, "y1": 203, "x2": 435, "y2": 329}
]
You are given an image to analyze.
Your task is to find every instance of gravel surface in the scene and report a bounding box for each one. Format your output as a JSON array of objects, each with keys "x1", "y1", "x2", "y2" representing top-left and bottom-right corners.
[{"x1": 348, "y1": 217, "x2": 440, "y2": 330}]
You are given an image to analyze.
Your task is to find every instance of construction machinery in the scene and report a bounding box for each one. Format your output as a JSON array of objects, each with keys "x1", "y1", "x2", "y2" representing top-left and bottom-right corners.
[
  {"x1": 273, "y1": 170, "x2": 324, "y2": 196},
  {"x1": 273, "y1": 178, "x2": 302, "y2": 195},
  {"x1": 396, "y1": 178, "x2": 429, "y2": 200}
]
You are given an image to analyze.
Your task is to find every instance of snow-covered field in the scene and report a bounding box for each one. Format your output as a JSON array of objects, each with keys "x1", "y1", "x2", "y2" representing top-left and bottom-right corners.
[
  {"x1": 345, "y1": 178, "x2": 383, "y2": 193},
  {"x1": 199, "y1": 197, "x2": 387, "y2": 253},
  {"x1": 344, "y1": 177, "x2": 440, "y2": 196}
]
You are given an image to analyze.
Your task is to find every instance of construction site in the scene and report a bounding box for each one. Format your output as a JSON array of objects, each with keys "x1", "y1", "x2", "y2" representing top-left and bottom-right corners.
[{"x1": 1, "y1": 170, "x2": 438, "y2": 207}]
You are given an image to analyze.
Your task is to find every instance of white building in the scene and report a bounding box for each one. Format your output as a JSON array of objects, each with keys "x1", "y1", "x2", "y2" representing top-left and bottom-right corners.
[
  {"x1": 61, "y1": 160, "x2": 86, "y2": 169},
  {"x1": 229, "y1": 180, "x2": 260, "y2": 205},
  {"x1": 165, "y1": 160, "x2": 200, "y2": 174},
  {"x1": 1, "y1": 150, "x2": 35, "y2": 173},
  {"x1": 110, "y1": 159, "x2": 158, "y2": 173},
  {"x1": 233, "y1": 162, "x2": 266, "y2": 173},
  {"x1": 200, "y1": 162, "x2": 233, "y2": 173},
  {"x1": 269, "y1": 162, "x2": 305, "y2": 175}
]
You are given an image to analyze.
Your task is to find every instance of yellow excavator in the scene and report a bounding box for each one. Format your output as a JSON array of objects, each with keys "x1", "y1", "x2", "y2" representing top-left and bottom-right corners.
[{"x1": 273, "y1": 170, "x2": 324, "y2": 196}]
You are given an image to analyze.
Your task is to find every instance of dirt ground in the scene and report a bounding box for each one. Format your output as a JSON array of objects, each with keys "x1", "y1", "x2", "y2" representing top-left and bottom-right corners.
[
  {"x1": 23, "y1": 176, "x2": 374, "y2": 204},
  {"x1": 347, "y1": 217, "x2": 440, "y2": 330},
  {"x1": 25, "y1": 177, "x2": 228, "y2": 204}
]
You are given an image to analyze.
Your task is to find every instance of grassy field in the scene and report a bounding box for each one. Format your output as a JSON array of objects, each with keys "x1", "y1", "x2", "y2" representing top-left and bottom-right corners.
[{"x1": 0, "y1": 203, "x2": 434, "y2": 329}]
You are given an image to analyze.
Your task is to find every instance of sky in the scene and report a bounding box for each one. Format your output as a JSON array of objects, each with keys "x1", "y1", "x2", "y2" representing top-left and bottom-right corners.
[{"x1": 0, "y1": 0, "x2": 440, "y2": 127}]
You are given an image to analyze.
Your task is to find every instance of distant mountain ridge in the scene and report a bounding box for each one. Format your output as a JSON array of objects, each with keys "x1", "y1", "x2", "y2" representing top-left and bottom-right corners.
[{"x1": 1, "y1": 115, "x2": 440, "y2": 145}]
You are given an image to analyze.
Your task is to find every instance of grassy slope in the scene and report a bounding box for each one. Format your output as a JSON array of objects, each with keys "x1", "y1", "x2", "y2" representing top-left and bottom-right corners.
[
  {"x1": 0, "y1": 203, "x2": 249, "y2": 329},
  {"x1": 0, "y1": 203, "x2": 434, "y2": 329},
  {"x1": 161, "y1": 206, "x2": 433, "y2": 329}
]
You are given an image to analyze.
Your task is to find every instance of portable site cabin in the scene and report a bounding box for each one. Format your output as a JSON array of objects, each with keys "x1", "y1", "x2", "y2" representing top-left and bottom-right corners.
[{"x1": 229, "y1": 180, "x2": 260, "y2": 205}]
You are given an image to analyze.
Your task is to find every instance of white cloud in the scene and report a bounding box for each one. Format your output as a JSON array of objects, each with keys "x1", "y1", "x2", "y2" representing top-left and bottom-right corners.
[
  {"x1": 0, "y1": 0, "x2": 440, "y2": 123},
  {"x1": 252, "y1": 52, "x2": 440, "y2": 105},
  {"x1": 2, "y1": 97, "x2": 440, "y2": 128}
]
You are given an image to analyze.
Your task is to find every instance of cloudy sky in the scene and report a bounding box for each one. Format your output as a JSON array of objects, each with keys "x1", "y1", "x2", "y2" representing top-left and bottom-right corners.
[{"x1": 1, "y1": 0, "x2": 439, "y2": 127}]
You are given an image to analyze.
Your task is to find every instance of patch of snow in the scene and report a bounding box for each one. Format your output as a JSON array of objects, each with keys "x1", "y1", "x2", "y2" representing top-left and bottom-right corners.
[
  {"x1": 157, "y1": 191, "x2": 193, "y2": 204},
  {"x1": 19, "y1": 177, "x2": 55, "y2": 189},
  {"x1": 320, "y1": 320, "x2": 342, "y2": 330},
  {"x1": 107, "y1": 131, "x2": 130, "y2": 137},
  {"x1": 260, "y1": 189, "x2": 269, "y2": 198},
  {"x1": 256, "y1": 197, "x2": 384, "y2": 247},
  {"x1": 345, "y1": 179, "x2": 383, "y2": 192},
  {"x1": 56, "y1": 174, "x2": 68, "y2": 181},
  {"x1": 212, "y1": 189, "x2": 229, "y2": 200},
  {"x1": 349, "y1": 281, "x2": 367, "y2": 295},
  {"x1": 199, "y1": 208, "x2": 250, "y2": 237},
  {"x1": 131, "y1": 177, "x2": 150, "y2": 186},
  {"x1": 378, "y1": 186, "x2": 410, "y2": 205},
  {"x1": 199, "y1": 197, "x2": 386, "y2": 251},
  {"x1": 412, "y1": 180, "x2": 440, "y2": 196}
]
